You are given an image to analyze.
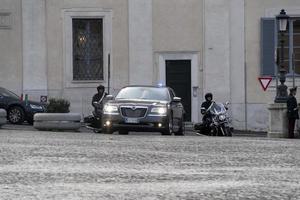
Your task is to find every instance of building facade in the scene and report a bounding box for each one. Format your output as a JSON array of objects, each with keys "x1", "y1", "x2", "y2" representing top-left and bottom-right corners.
[{"x1": 0, "y1": 0, "x2": 300, "y2": 131}]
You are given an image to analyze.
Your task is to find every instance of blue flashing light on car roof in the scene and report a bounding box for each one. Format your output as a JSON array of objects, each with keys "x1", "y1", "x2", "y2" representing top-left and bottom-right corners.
[{"x1": 157, "y1": 83, "x2": 164, "y2": 87}]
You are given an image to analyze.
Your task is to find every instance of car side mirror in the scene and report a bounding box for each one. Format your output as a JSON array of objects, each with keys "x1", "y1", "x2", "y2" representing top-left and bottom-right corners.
[
  {"x1": 105, "y1": 95, "x2": 114, "y2": 100},
  {"x1": 225, "y1": 101, "x2": 230, "y2": 106},
  {"x1": 172, "y1": 97, "x2": 181, "y2": 103}
]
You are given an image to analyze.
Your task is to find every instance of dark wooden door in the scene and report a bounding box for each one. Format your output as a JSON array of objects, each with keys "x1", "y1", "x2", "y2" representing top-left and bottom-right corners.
[{"x1": 166, "y1": 60, "x2": 191, "y2": 121}]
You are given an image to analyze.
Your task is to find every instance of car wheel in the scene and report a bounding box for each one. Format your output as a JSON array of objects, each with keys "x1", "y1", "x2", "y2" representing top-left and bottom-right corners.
[
  {"x1": 8, "y1": 106, "x2": 25, "y2": 124},
  {"x1": 161, "y1": 117, "x2": 173, "y2": 136},
  {"x1": 119, "y1": 130, "x2": 129, "y2": 135},
  {"x1": 174, "y1": 118, "x2": 184, "y2": 136}
]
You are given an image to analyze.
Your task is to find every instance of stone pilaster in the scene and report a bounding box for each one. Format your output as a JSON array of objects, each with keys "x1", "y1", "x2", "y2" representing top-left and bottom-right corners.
[
  {"x1": 128, "y1": 0, "x2": 153, "y2": 85},
  {"x1": 22, "y1": 0, "x2": 47, "y2": 100}
]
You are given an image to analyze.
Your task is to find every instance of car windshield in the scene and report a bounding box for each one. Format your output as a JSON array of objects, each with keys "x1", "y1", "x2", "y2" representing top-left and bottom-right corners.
[
  {"x1": 0, "y1": 87, "x2": 19, "y2": 99},
  {"x1": 116, "y1": 87, "x2": 170, "y2": 101}
]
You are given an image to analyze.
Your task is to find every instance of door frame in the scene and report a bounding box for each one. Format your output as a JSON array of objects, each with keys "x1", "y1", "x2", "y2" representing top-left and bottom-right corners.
[{"x1": 158, "y1": 52, "x2": 199, "y2": 122}]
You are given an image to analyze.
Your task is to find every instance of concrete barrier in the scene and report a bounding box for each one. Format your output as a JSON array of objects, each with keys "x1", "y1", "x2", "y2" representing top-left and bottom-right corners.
[
  {"x1": 268, "y1": 103, "x2": 288, "y2": 138},
  {"x1": 34, "y1": 113, "x2": 81, "y2": 131},
  {"x1": 0, "y1": 109, "x2": 7, "y2": 127}
]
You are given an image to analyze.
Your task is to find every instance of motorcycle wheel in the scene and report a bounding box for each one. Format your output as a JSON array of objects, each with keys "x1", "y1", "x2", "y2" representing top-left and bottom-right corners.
[
  {"x1": 174, "y1": 118, "x2": 184, "y2": 136},
  {"x1": 219, "y1": 125, "x2": 226, "y2": 136},
  {"x1": 226, "y1": 127, "x2": 232, "y2": 137},
  {"x1": 210, "y1": 126, "x2": 218, "y2": 136},
  {"x1": 220, "y1": 125, "x2": 232, "y2": 137}
]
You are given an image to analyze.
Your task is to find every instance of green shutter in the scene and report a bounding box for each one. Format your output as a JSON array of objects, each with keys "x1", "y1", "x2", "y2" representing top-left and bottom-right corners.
[{"x1": 261, "y1": 18, "x2": 275, "y2": 76}]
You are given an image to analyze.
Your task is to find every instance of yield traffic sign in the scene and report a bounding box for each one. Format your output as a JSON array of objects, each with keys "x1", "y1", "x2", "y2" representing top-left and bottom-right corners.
[{"x1": 258, "y1": 77, "x2": 272, "y2": 91}]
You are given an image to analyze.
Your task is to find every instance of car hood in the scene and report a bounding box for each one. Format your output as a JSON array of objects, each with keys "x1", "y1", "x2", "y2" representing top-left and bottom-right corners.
[
  {"x1": 7, "y1": 98, "x2": 43, "y2": 106},
  {"x1": 106, "y1": 99, "x2": 169, "y2": 107}
]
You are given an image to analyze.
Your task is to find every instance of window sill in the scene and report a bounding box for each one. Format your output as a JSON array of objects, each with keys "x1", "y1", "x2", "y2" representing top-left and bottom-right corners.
[{"x1": 71, "y1": 80, "x2": 104, "y2": 84}]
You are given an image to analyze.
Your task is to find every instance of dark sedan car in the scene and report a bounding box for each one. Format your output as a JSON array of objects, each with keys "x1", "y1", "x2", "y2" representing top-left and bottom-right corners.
[
  {"x1": 101, "y1": 85, "x2": 185, "y2": 135},
  {"x1": 0, "y1": 87, "x2": 45, "y2": 124}
]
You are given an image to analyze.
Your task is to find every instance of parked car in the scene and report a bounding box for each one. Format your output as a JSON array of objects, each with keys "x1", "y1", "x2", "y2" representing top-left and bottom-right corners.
[
  {"x1": 101, "y1": 85, "x2": 185, "y2": 135},
  {"x1": 0, "y1": 87, "x2": 45, "y2": 124}
]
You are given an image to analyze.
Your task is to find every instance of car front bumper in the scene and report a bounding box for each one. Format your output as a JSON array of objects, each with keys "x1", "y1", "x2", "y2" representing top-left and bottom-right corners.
[{"x1": 102, "y1": 114, "x2": 168, "y2": 132}]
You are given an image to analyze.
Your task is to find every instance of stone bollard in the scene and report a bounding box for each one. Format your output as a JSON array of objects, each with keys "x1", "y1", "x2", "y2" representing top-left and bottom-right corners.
[
  {"x1": 296, "y1": 103, "x2": 300, "y2": 138},
  {"x1": 33, "y1": 113, "x2": 81, "y2": 131},
  {"x1": 0, "y1": 109, "x2": 7, "y2": 127},
  {"x1": 268, "y1": 103, "x2": 288, "y2": 138},
  {"x1": 296, "y1": 120, "x2": 300, "y2": 138}
]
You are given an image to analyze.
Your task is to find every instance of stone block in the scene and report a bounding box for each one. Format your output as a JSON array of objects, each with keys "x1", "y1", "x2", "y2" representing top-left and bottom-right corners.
[
  {"x1": 33, "y1": 113, "x2": 81, "y2": 131},
  {"x1": 268, "y1": 103, "x2": 288, "y2": 138}
]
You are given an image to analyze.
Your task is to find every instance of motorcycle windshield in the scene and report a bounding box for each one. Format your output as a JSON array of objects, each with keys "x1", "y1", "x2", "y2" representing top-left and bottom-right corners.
[{"x1": 209, "y1": 102, "x2": 226, "y2": 115}]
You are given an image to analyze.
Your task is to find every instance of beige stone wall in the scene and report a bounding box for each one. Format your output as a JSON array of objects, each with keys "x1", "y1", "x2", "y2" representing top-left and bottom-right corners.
[
  {"x1": 152, "y1": 0, "x2": 203, "y2": 53},
  {"x1": 245, "y1": 0, "x2": 300, "y2": 131},
  {"x1": 44, "y1": 0, "x2": 129, "y2": 113},
  {"x1": 152, "y1": 0, "x2": 203, "y2": 122},
  {"x1": 0, "y1": 0, "x2": 204, "y2": 115},
  {"x1": 245, "y1": 0, "x2": 300, "y2": 104},
  {"x1": 152, "y1": 0, "x2": 203, "y2": 85},
  {"x1": 4, "y1": 0, "x2": 300, "y2": 130},
  {"x1": 46, "y1": 0, "x2": 129, "y2": 91},
  {"x1": 0, "y1": 0, "x2": 22, "y2": 95}
]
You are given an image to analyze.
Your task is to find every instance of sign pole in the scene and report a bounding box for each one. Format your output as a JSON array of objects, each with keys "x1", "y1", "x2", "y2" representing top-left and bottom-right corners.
[
  {"x1": 108, "y1": 54, "x2": 110, "y2": 94},
  {"x1": 274, "y1": 18, "x2": 279, "y2": 99}
]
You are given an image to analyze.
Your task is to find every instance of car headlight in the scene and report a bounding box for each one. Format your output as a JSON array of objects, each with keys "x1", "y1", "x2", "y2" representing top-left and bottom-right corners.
[
  {"x1": 219, "y1": 114, "x2": 226, "y2": 121},
  {"x1": 29, "y1": 104, "x2": 43, "y2": 110},
  {"x1": 150, "y1": 107, "x2": 167, "y2": 115},
  {"x1": 103, "y1": 105, "x2": 119, "y2": 114}
]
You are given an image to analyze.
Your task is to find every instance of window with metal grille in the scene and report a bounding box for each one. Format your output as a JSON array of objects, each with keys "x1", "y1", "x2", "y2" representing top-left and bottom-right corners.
[
  {"x1": 261, "y1": 18, "x2": 300, "y2": 76},
  {"x1": 292, "y1": 19, "x2": 300, "y2": 74},
  {"x1": 72, "y1": 19, "x2": 103, "y2": 81}
]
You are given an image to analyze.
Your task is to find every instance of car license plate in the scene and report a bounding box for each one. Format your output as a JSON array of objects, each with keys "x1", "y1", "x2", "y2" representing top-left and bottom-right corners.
[{"x1": 125, "y1": 118, "x2": 139, "y2": 123}]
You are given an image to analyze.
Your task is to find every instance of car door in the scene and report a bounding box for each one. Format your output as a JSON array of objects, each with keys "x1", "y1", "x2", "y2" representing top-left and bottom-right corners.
[{"x1": 169, "y1": 88, "x2": 184, "y2": 131}]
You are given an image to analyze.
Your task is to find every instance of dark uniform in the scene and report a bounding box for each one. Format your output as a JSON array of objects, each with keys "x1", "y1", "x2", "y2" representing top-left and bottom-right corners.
[
  {"x1": 92, "y1": 85, "x2": 107, "y2": 116},
  {"x1": 287, "y1": 87, "x2": 299, "y2": 138},
  {"x1": 200, "y1": 93, "x2": 214, "y2": 134},
  {"x1": 201, "y1": 93, "x2": 213, "y2": 117}
]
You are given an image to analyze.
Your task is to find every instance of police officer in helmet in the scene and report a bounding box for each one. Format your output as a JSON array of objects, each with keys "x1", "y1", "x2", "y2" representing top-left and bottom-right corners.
[
  {"x1": 92, "y1": 85, "x2": 107, "y2": 114},
  {"x1": 200, "y1": 92, "x2": 214, "y2": 134}
]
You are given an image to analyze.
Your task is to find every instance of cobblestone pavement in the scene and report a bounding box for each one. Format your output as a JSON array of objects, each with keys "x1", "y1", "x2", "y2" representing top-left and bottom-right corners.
[{"x1": 0, "y1": 128, "x2": 299, "y2": 200}]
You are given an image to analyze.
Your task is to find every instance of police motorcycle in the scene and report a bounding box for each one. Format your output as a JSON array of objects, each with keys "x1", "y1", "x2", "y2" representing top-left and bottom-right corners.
[
  {"x1": 84, "y1": 93, "x2": 111, "y2": 133},
  {"x1": 194, "y1": 101, "x2": 233, "y2": 136}
]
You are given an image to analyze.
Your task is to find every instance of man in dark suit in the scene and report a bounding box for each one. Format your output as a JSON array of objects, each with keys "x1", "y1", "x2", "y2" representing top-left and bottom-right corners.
[{"x1": 287, "y1": 87, "x2": 299, "y2": 138}]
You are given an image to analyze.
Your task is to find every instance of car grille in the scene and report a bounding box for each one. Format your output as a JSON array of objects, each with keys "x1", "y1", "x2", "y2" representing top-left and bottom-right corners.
[{"x1": 120, "y1": 106, "x2": 147, "y2": 118}]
